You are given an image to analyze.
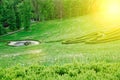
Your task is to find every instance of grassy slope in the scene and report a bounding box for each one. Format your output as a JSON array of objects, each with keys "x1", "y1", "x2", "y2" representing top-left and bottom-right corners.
[{"x1": 0, "y1": 15, "x2": 120, "y2": 68}]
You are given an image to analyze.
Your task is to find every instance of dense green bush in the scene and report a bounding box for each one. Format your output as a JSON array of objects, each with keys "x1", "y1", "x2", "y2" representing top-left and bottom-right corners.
[{"x1": 0, "y1": 63, "x2": 120, "y2": 80}]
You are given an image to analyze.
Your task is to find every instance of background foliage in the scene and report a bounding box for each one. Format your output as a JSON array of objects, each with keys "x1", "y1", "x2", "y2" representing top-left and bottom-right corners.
[{"x1": 0, "y1": 0, "x2": 100, "y2": 35}]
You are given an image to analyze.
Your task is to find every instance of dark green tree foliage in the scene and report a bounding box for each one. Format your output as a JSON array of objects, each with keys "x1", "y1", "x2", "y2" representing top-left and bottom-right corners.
[
  {"x1": 30, "y1": 0, "x2": 99, "y2": 21},
  {"x1": 0, "y1": 2, "x2": 9, "y2": 28},
  {"x1": 0, "y1": 0, "x2": 24, "y2": 35},
  {"x1": 23, "y1": 0, "x2": 31, "y2": 31},
  {"x1": 0, "y1": 24, "x2": 3, "y2": 35},
  {"x1": 13, "y1": 1, "x2": 22, "y2": 30},
  {"x1": 31, "y1": 0, "x2": 40, "y2": 21},
  {"x1": 0, "y1": 0, "x2": 6, "y2": 35},
  {"x1": 0, "y1": 0, "x2": 100, "y2": 35},
  {"x1": 15, "y1": 10, "x2": 21, "y2": 30},
  {"x1": 0, "y1": 0, "x2": 3, "y2": 25},
  {"x1": 8, "y1": 5, "x2": 16, "y2": 31},
  {"x1": 54, "y1": 0, "x2": 64, "y2": 19},
  {"x1": 0, "y1": 24, "x2": 6, "y2": 35}
]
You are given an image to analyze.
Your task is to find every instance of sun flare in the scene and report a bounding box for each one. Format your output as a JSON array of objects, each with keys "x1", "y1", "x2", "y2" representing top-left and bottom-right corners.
[
  {"x1": 100, "y1": 0, "x2": 120, "y2": 17},
  {"x1": 106, "y1": 2, "x2": 120, "y2": 15}
]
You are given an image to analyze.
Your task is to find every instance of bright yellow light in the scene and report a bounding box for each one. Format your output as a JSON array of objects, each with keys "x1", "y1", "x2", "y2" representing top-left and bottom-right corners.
[
  {"x1": 106, "y1": 2, "x2": 120, "y2": 15},
  {"x1": 100, "y1": 0, "x2": 120, "y2": 19},
  {"x1": 94, "y1": 0, "x2": 120, "y2": 27}
]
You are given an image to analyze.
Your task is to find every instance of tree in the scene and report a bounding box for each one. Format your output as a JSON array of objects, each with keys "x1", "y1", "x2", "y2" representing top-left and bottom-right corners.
[
  {"x1": 31, "y1": 0, "x2": 40, "y2": 21},
  {"x1": 0, "y1": 24, "x2": 3, "y2": 35},
  {"x1": 15, "y1": 11, "x2": 21, "y2": 30},
  {"x1": 0, "y1": 24, "x2": 6, "y2": 35},
  {"x1": 8, "y1": 5, "x2": 16, "y2": 31},
  {"x1": 0, "y1": 0, "x2": 6, "y2": 35},
  {"x1": 13, "y1": 1, "x2": 22, "y2": 30},
  {"x1": 23, "y1": 0, "x2": 31, "y2": 31}
]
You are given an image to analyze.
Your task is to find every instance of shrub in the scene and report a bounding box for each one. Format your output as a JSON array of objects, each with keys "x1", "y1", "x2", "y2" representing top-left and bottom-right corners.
[{"x1": 0, "y1": 63, "x2": 120, "y2": 80}]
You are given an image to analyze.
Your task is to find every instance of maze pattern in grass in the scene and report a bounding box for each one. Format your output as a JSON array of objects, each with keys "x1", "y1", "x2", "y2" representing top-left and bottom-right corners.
[{"x1": 62, "y1": 28, "x2": 120, "y2": 44}]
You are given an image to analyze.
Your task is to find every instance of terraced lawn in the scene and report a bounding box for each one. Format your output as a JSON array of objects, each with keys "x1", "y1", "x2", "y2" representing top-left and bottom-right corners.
[{"x1": 0, "y1": 14, "x2": 120, "y2": 69}]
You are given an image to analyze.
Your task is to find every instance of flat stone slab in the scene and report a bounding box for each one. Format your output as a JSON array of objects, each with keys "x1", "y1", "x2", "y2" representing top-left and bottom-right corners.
[{"x1": 8, "y1": 40, "x2": 40, "y2": 47}]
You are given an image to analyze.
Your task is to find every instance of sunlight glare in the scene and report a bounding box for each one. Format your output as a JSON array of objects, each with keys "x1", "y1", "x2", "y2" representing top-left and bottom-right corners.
[
  {"x1": 106, "y1": 2, "x2": 120, "y2": 15},
  {"x1": 100, "y1": 0, "x2": 120, "y2": 19}
]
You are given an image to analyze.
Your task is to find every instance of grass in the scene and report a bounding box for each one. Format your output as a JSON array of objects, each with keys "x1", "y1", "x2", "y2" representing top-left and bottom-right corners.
[
  {"x1": 62, "y1": 27, "x2": 120, "y2": 44},
  {"x1": 0, "y1": 14, "x2": 120, "y2": 79}
]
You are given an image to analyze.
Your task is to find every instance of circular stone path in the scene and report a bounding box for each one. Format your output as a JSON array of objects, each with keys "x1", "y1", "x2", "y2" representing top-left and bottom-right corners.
[{"x1": 8, "y1": 40, "x2": 40, "y2": 47}]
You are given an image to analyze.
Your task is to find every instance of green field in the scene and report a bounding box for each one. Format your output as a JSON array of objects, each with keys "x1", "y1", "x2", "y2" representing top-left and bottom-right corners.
[{"x1": 0, "y1": 15, "x2": 120, "y2": 79}]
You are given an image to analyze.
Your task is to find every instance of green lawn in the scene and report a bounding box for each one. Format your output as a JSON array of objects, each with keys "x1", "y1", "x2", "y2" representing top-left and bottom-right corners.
[
  {"x1": 0, "y1": 15, "x2": 120, "y2": 68},
  {"x1": 0, "y1": 14, "x2": 120, "y2": 68},
  {"x1": 0, "y1": 14, "x2": 120, "y2": 79}
]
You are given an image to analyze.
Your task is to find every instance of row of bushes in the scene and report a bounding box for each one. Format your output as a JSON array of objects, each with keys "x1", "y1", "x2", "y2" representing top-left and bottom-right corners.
[
  {"x1": 62, "y1": 32, "x2": 103, "y2": 44},
  {"x1": 0, "y1": 63, "x2": 120, "y2": 80},
  {"x1": 62, "y1": 28, "x2": 120, "y2": 44}
]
